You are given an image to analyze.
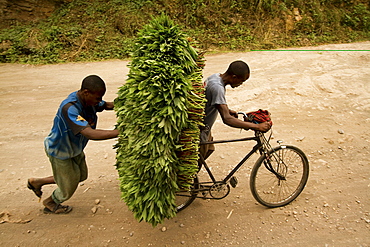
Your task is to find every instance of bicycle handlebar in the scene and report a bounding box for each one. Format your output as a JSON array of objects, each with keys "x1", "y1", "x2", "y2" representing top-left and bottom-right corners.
[
  {"x1": 237, "y1": 112, "x2": 248, "y2": 119},
  {"x1": 237, "y1": 111, "x2": 272, "y2": 135}
]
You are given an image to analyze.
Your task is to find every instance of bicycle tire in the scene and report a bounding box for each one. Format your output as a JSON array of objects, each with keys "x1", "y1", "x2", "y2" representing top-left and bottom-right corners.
[
  {"x1": 176, "y1": 175, "x2": 199, "y2": 212},
  {"x1": 250, "y1": 145, "x2": 309, "y2": 208}
]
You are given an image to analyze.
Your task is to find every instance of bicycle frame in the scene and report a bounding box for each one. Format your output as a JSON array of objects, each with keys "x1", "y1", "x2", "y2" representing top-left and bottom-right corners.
[
  {"x1": 198, "y1": 134, "x2": 263, "y2": 185},
  {"x1": 177, "y1": 114, "x2": 309, "y2": 209}
]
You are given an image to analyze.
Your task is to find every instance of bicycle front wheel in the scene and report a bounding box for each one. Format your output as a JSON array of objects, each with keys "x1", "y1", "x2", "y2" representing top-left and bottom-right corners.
[
  {"x1": 176, "y1": 175, "x2": 199, "y2": 212},
  {"x1": 250, "y1": 145, "x2": 309, "y2": 207}
]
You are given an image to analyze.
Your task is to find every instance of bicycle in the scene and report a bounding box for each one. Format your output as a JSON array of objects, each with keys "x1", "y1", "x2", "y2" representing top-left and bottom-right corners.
[{"x1": 176, "y1": 112, "x2": 309, "y2": 211}]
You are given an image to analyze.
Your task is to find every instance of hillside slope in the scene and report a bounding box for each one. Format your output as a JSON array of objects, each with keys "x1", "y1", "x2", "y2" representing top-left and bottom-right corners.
[{"x1": 0, "y1": 0, "x2": 369, "y2": 63}]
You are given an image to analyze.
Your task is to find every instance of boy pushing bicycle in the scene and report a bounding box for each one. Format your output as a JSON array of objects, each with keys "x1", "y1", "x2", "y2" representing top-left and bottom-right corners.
[{"x1": 200, "y1": 60, "x2": 271, "y2": 159}]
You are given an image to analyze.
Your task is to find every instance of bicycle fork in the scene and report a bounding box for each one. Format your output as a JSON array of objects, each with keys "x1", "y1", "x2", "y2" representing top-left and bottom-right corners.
[{"x1": 263, "y1": 151, "x2": 288, "y2": 183}]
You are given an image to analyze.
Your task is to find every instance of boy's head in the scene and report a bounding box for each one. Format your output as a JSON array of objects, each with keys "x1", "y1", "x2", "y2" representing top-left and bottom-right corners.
[
  {"x1": 225, "y1": 60, "x2": 250, "y2": 88},
  {"x1": 80, "y1": 75, "x2": 106, "y2": 106},
  {"x1": 81, "y1": 75, "x2": 106, "y2": 93}
]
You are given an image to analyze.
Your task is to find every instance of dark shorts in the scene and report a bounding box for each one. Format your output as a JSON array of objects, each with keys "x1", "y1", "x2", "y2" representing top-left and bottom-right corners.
[
  {"x1": 47, "y1": 151, "x2": 88, "y2": 204},
  {"x1": 199, "y1": 127, "x2": 215, "y2": 160}
]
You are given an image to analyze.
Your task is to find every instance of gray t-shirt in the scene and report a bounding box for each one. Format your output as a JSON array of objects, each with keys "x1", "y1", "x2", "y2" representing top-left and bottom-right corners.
[{"x1": 204, "y1": 73, "x2": 227, "y2": 129}]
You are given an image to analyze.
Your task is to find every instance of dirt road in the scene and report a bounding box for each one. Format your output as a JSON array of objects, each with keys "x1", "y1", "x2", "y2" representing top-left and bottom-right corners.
[{"x1": 0, "y1": 42, "x2": 369, "y2": 246}]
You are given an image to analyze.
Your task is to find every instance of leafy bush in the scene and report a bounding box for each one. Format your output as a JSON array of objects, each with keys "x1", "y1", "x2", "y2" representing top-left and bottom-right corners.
[
  {"x1": 343, "y1": 4, "x2": 370, "y2": 31},
  {"x1": 0, "y1": 0, "x2": 369, "y2": 64}
]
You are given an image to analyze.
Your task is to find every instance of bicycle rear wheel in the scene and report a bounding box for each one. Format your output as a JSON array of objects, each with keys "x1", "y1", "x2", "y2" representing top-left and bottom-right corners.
[
  {"x1": 250, "y1": 145, "x2": 309, "y2": 207},
  {"x1": 176, "y1": 175, "x2": 199, "y2": 212}
]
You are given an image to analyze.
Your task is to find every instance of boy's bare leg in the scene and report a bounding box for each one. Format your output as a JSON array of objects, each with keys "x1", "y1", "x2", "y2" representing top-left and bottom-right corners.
[
  {"x1": 43, "y1": 196, "x2": 72, "y2": 214},
  {"x1": 43, "y1": 196, "x2": 58, "y2": 211},
  {"x1": 28, "y1": 177, "x2": 72, "y2": 214},
  {"x1": 27, "y1": 176, "x2": 55, "y2": 198}
]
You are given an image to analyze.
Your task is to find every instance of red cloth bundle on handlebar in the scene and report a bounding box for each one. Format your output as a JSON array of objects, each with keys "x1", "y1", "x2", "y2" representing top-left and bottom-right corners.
[{"x1": 245, "y1": 109, "x2": 272, "y2": 126}]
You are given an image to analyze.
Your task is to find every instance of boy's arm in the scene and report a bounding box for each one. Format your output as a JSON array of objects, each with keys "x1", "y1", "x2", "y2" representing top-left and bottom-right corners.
[
  {"x1": 216, "y1": 104, "x2": 271, "y2": 132},
  {"x1": 104, "y1": 101, "x2": 114, "y2": 110},
  {"x1": 80, "y1": 127, "x2": 119, "y2": 140},
  {"x1": 229, "y1": 109, "x2": 238, "y2": 118}
]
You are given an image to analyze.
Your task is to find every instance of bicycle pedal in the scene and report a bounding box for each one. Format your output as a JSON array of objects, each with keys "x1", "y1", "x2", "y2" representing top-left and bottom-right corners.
[
  {"x1": 201, "y1": 191, "x2": 209, "y2": 199},
  {"x1": 201, "y1": 186, "x2": 209, "y2": 198},
  {"x1": 230, "y1": 176, "x2": 238, "y2": 188}
]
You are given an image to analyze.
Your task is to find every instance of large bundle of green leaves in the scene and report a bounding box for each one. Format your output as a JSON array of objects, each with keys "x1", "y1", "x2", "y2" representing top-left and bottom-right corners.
[{"x1": 114, "y1": 14, "x2": 205, "y2": 226}]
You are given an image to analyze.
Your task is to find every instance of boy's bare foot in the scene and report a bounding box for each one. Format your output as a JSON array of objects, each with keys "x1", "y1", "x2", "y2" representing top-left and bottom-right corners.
[
  {"x1": 27, "y1": 176, "x2": 55, "y2": 199},
  {"x1": 27, "y1": 178, "x2": 43, "y2": 198}
]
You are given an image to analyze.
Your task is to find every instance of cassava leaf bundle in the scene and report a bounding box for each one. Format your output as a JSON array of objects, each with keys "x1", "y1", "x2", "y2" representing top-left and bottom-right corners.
[{"x1": 114, "y1": 14, "x2": 205, "y2": 226}]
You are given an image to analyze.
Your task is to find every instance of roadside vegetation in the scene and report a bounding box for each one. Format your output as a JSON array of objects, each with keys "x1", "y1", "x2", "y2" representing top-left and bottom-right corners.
[{"x1": 0, "y1": 0, "x2": 369, "y2": 64}]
